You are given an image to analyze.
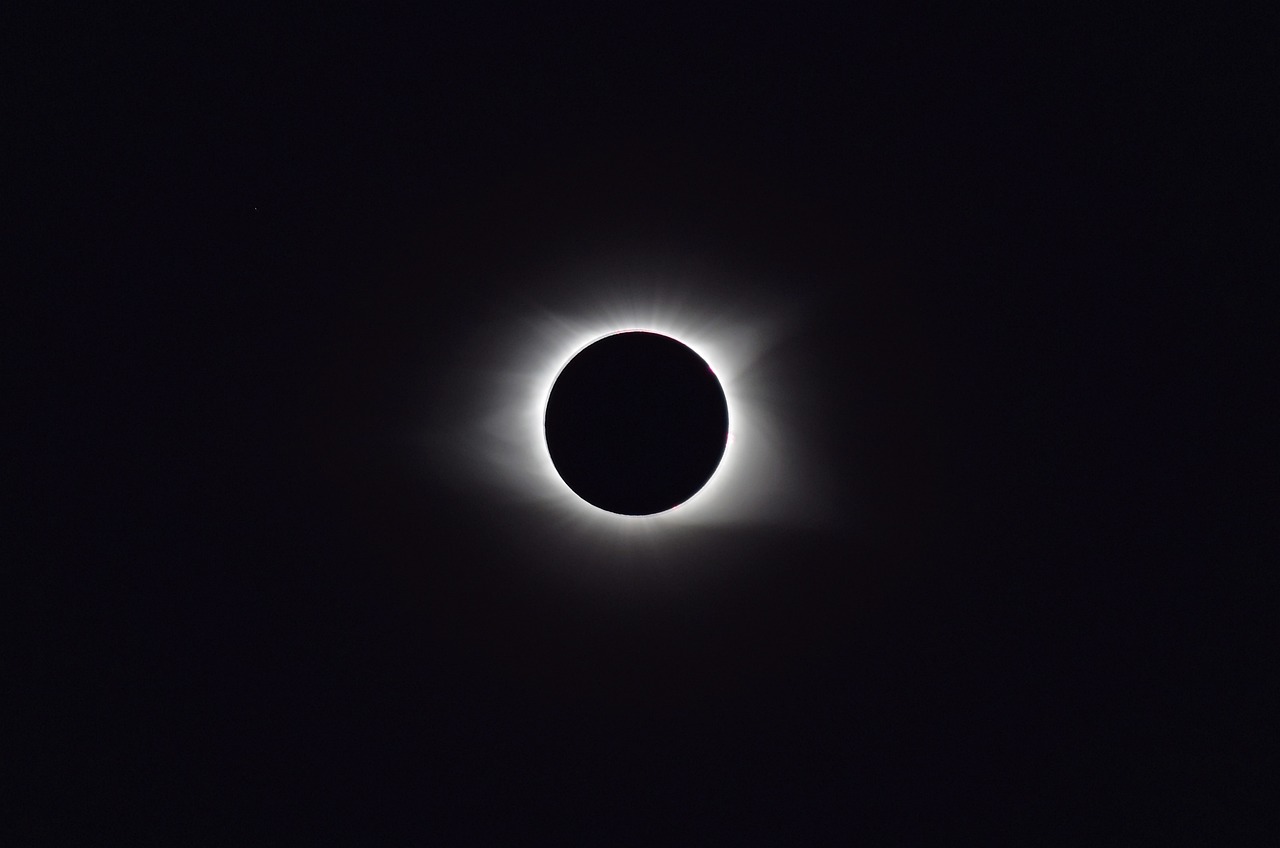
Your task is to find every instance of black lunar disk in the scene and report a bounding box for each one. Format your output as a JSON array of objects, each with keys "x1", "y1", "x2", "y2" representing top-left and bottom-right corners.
[{"x1": 544, "y1": 332, "x2": 730, "y2": 515}]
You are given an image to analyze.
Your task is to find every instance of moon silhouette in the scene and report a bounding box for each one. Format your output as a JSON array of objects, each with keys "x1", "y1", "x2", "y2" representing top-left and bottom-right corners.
[{"x1": 544, "y1": 331, "x2": 730, "y2": 515}]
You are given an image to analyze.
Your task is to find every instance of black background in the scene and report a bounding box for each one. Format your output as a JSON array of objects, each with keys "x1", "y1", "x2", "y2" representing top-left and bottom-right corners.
[{"x1": 10, "y1": 4, "x2": 1274, "y2": 844}]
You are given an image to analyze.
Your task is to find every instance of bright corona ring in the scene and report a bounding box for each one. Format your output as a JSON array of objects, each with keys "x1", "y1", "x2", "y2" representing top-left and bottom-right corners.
[{"x1": 428, "y1": 266, "x2": 827, "y2": 554}]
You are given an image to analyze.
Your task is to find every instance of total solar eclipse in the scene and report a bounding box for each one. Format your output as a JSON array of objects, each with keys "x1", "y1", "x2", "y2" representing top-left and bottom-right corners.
[{"x1": 544, "y1": 331, "x2": 730, "y2": 515}]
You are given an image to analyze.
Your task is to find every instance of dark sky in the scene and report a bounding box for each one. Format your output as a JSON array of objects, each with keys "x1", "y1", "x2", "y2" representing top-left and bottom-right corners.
[{"x1": 11, "y1": 5, "x2": 1273, "y2": 844}]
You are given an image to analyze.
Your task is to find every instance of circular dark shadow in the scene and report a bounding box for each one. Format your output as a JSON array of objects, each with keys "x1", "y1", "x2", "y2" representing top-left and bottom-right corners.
[{"x1": 544, "y1": 331, "x2": 729, "y2": 515}]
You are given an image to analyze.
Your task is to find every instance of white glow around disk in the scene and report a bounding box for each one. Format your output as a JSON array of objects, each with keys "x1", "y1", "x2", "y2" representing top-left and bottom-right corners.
[{"x1": 423, "y1": 256, "x2": 835, "y2": 559}]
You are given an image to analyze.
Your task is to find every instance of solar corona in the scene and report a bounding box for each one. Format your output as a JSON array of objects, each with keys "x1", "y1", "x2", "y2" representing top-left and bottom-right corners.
[{"x1": 427, "y1": 270, "x2": 828, "y2": 561}]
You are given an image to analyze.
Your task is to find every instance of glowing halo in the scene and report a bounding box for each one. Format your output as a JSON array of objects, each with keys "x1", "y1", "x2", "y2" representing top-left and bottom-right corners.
[{"x1": 421, "y1": 260, "x2": 837, "y2": 565}]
